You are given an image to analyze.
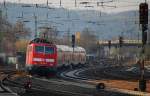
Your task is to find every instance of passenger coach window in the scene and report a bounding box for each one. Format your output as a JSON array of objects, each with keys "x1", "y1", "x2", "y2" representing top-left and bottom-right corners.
[
  {"x1": 35, "y1": 46, "x2": 44, "y2": 53},
  {"x1": 45, "y1": 47, "x2": 54, "y2": 54}
]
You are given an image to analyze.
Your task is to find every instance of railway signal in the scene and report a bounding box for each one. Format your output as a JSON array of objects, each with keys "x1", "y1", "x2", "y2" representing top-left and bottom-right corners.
[
  {"x1": 138, "y1": 2, "x2": 148, "y2": 92},
  {"x1": 139, "y1": 3, "x2": 148, "y2": 24},
  {"x1": 139, "y1": 2, "x2": 148, "y2": 45}
]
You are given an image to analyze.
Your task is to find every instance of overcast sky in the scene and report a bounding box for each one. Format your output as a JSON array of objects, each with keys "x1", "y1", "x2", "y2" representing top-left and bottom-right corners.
[{"x1": 0, "y1": 0, "x2": 149, "y2": 13}]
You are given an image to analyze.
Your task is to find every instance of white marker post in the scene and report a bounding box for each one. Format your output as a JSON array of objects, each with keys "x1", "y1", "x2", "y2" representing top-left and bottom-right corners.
[{"x1": 16, "y1": 63, "x2": 18, "y2": 70}]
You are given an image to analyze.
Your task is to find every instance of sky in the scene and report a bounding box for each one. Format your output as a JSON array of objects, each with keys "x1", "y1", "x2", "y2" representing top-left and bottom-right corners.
[{"x1": 0, "y1": 0, "x2": 149, "y2": 13}]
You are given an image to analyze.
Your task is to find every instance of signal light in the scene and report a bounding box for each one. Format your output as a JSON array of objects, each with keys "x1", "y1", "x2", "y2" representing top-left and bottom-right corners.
[{"x1": 139, "y1": 3, "x2": 148, "y2": 24}]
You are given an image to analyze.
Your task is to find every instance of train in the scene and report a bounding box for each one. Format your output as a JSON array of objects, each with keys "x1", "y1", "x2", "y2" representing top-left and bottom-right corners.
[{"x1": 25, "y1": 38, "x2": 86, "y2": 76}]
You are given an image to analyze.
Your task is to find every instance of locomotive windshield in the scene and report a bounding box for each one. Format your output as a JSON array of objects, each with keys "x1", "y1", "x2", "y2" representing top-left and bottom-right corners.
[
  {"x1": 35, "y1": 46, "x2": 44, "y2": 53},
  {"x1": 35, "y1": 46, "x2": 54, "y2": 54},
  {"x1": 45, "y1": 47, "x2": 54, "y2": 54}
]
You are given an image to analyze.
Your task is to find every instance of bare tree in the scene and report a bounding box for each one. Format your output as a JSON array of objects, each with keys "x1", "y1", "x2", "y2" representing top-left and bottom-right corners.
[
  {"x1": 79, "y1": 28, "x2": 98, "y2": 53},
  {"x1": 0, "y1": 17, "x2": 31, "y2": 56},
  {"x1": 13, "y1": 20, "x2": 31, "y2": 39},
  {"x1": 0, "y1": 14, "x2": 13, "y2": 54}
]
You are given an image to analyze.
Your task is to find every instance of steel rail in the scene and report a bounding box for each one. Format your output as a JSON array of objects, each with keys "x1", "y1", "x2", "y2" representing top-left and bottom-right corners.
[
  {"x1": 2, "y1": 71, "x2": 92, "y2": 96},
  {"x1": 0, "y1": 71, "x2": 19, "y2": 96},
  {"x1": 59, "y1": 67, "x2": 150, "y2": 96}
]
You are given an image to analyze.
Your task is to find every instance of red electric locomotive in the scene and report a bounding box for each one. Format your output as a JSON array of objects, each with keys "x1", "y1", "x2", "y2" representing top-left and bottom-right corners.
[
  {"x1": 26, "y1": 38, "x2": 86, "y2": 76},
  {"x1": 26, "y1": 38, "x2": 57, "y2": 76}
]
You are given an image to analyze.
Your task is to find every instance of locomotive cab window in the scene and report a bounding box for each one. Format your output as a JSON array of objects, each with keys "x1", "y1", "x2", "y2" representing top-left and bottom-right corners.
[
  {"x1": 35, "y1": 46, "x2": 44, "y2": 53},
  {"x1": 45, "y1": 46, "x2": 54, "y2": 54}
]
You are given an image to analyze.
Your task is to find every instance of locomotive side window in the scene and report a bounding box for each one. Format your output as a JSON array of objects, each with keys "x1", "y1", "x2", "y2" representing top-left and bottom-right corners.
[
  {"x1": 45, "y1": 47, "x2": 54, "y2": 54},
  {"x1": 35, "y1": 46, "x2": 44, "y2": 53}
]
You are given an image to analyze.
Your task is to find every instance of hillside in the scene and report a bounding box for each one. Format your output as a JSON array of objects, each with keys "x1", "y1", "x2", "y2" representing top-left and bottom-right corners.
[{"x1": 0, "y1": 2, "x2": 141, "y2": 40}]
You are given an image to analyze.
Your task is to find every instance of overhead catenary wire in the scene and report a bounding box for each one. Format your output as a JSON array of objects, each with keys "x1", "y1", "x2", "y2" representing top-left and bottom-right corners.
[{"x1": 2, "y1": 0, "x2": 148, "y2": 40}]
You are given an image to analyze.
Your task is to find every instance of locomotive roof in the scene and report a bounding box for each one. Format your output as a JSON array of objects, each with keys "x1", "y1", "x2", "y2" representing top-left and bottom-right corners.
[
  {"x1": 29, "y1": 38, "x2": 52, "y2": 44},
  {"x1": 56, "y1": 45, "x2": 86, "y2": 52}
]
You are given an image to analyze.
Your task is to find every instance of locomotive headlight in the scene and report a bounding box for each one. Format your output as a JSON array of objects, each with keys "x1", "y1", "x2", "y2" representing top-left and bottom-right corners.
[
  {"x1": 46, "y1": 59, "x2": 54, "y2": 62},
  {"x1": 33, "y1": 58, "x2": 54, "y2": 62},
  {"x1": 33, "y1": 58, "x2": 42, "y2": 62}
]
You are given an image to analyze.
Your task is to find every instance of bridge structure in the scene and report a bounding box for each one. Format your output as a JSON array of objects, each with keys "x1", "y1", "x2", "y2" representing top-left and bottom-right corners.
[
  {"x1": 97, "y1": 40, "x2": 142, "y2": 47},
  {"x1": 96, "y1": 40, "x2": 144, "y2": 65}
]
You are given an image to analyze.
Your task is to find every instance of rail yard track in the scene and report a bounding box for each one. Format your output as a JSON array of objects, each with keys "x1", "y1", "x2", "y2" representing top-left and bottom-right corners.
[
  {"x1": 0, "y1": 66, "x2": 114, "y2": 96},
  {"x1": 0, "y1": 67, "x2": 136, "y2": 96},
  {"x1": 58, "y1": 65, "x2": 150, "y2": 96},
  {"x1": 0, "y1": 67, "x2": 19, "y2": 96},
  {"x1": 1, "y1": 62, "x2": 150, "y2": 96},
  {"x1": 1, "y1": 70, "x2": 92, "y2": 96}
]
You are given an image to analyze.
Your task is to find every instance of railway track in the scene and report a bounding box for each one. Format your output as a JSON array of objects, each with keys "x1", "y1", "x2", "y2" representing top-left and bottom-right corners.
[
  {"x1": 59, "y1": 68, "x2": 90, "y2": 81},
  {"x1": 58, "y1": 66, "x2": 150, "y2": 96},
  {"x1": 16, "y1": 76, "x2": 96, "y2": 96},
  {"x1": 1, "y1": 61, "x2": 150, "y2": 96},
  {"x1": 4, "y1": 67, "x2": 134, "y2": 96},
  {"x1": 0, "y1": 68, "x2": 19, "y2": 96},
  {"x1": 33, "y1": 77, "x2": 134, "y2": 96},
  {"x1": 1, "y1": 69, "x2": 94, "y2": 96},
  {"x1": 96, "y1": 66, "x2": 150, "y2": 80},
  {"x1": 0, "y1": 66, "x2": 97, "y2": 96},
  {"x1": 0, "y1": 66, "x2": 90, "y2": 95}
]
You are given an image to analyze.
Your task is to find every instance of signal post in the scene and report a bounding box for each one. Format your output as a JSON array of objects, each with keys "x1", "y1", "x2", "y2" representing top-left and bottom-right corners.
[
  {"x1": 71, "y1": 34, "x2": 75, "y2": 69},
  {"x1": 139, "y1": 1, "x2": 148, "y2": 92}
]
